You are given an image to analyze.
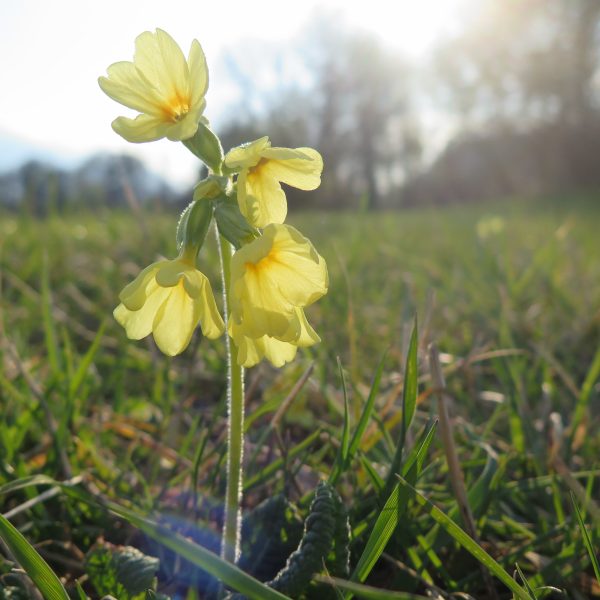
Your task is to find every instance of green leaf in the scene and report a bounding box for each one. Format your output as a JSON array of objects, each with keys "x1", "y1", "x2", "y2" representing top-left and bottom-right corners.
[
  {"x1": 69, "y1": 320, "x2": 107, "y2": 399},
  {"x1": 330, "y1": 352, "x2": 387, "y2": 486},
  {"x1": 105, "y1": 502, "x2": 290, "y2": 600},
  {"x1": 86, "y1": 542, "x2": 159, "y2": 599},
  {"x1": 0, "y1": 513, "x2": 70, "y2": 600},
  {"x1": 346, "y1": 420, "x2": 436, "y2": 600},
  {"x1": 571, "y1": 345, "x2": 600, "y2": 440},
  {"x1": 383, "y1": 320, "x2": 418, "y2": 498},
  {"x1": 571, "y1": 491, "x2": 600, "y2": 586},
  {"x1": 316, "y1": 575, "x2": 430, "y2": 599},
  {"x1": 514, "y1": 563, "x2": 538, "y2": 599},
  {"x1": 346, "y1": 479, "x2": 413, "y2": 599},
  {"x1": 395, "y1": 477, "x2": 530, "y2": 600}
]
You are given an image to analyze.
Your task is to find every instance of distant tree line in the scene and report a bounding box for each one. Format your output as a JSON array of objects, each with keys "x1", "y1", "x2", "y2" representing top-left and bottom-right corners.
[{"x1": 218, "y1": 0, "x2": 600, "y2": 209}]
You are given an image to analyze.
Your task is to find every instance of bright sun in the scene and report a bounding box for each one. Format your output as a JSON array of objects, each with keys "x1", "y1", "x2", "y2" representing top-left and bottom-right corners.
[{"x1": 321, "y1": 0, "x2": 463, "y2": 59}]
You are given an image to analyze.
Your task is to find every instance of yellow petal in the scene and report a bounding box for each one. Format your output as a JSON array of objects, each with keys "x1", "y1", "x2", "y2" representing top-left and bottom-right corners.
[
  {"x1": 112, "y1": 114, "x2": 170, "y2": 143},
  {"x1": 196, "y1": 278, "x2": 225, "y2": 339},
  {"x1": 286, "y1": 308, "x2": 321, "y2": 347},
  {"x1": 261, "y1": 148, "x2": 323, "y2": 190},
  {"x1": 224, "y1": 137, "x2": 270, "y2": 170},
  {"x1": 261, "y1": 336, "x2": 298, "y2": 367},
  {"x1": 152, "y1": 282, "x2": 199, "y2": 356},
  {"x1": 230, "y1": 321, "x2": 297, "y2": 368},
  {"x1": 134, "y1": 29, "x2": 188, "y2": 102},
  {"x1": 239, "y1": 165, "x2": 287, "y2": 228},
  {"x1": 114, "y1": 281, "x2": 170, "y2": 340},
  {"x1": 119, "y1": 262, "x2": 162, "y2": 310},
  {"x1": 188, "y1": 39, "x2": 209, "y2": 108},
  {"x1": 233, "y1": 267, "x2": 296, "y2": 339},
  {"x1": 259, "y1": 225, "x2": 329, "y2": 307},
  {"x1": 98, "y1": 62, "x2": 164, "y2": 116}
]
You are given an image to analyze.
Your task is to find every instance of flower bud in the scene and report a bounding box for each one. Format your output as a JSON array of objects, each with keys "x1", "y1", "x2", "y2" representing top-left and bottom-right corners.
[
  {"x1": 193, "y1": 175, "x2": 230, "y2": 201},
  {"x1": 214, "y1": 197, "x2": 259, "y2": 249},
  {"x1": 183, "y1": 121, "x2": 224, "y2": 174},
  {"x1": 176, "y1": 198, "x2": 213, "y2": 256}
]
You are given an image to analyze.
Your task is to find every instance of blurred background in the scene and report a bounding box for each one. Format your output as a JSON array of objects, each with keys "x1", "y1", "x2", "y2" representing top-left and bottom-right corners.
[{"x1": 3, "y1": 0, "x2": 600, "y2": 213}]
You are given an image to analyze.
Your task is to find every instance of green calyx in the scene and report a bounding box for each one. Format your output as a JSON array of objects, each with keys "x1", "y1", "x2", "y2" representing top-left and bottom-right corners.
[
  {"x1": 176, "y1": 198, "x2": 214, "y2": 259},
  {"x1": 214, "y1": 196, "x2": 259, "y2": 249},
  {"x1": 183, "y1": 121, "x2": 224, "y2": 174}
]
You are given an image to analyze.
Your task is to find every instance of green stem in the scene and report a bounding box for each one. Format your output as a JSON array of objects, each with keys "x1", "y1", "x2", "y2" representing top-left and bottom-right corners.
[{"x1": 218, "y1": 231, "x2": 245, "y2": 563}]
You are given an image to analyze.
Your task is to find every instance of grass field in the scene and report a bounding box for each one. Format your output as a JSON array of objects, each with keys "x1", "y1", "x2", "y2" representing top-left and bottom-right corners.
[{"x1": 1, "y1": 195, "x2": 599, "y2": 599}]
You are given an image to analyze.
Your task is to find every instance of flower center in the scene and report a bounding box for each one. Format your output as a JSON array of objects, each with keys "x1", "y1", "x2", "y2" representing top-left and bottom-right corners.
[
  {"x1": 246, "y1": 247, "x2": 280, "y2": 275},
  {"x1": 162, "y1": 91, "x2": 191, "y2": 123}
]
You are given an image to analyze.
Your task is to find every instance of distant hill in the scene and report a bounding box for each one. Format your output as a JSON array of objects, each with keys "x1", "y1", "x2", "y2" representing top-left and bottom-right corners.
[{"x1": 0, "y1": 153, "x2": 177, "y2": 212}]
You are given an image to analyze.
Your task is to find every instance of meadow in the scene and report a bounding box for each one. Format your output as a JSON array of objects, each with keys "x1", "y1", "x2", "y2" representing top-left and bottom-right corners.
[{"x1": 0, "y1": 195, "x2": 599, "y2": 599}]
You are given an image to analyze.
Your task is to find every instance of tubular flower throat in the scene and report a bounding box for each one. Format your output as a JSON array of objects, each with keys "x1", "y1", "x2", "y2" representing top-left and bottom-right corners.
[
  {"x1": 99, "y1": 29, "x2": 208, "y2": 143},
  {"x1": 229, "y1": 224, "x2": 328, "y2": 367},
  {"x1": 114, "y1": 257, "x2": 224, "y2": 356},
  {"x1": 224, "y1": 137, "x2": 323, "y2": 228}
]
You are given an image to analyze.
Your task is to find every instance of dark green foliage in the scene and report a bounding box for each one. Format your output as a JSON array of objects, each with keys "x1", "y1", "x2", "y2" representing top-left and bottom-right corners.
[
  {"x1": 327, "y1": 490, "x2": 351, "y2": 580},
  {"x1": 239, "y1": 494, "x2": 304, "y2": 581},
  {"x1": 85, "y1": 542, "x2": 159, "y2": 599},
  {"x1": 266, "y1": 481, "x2": 348, "y2": 598},
  {"x1": 1, "y1": 199, "x2": 600, "y2": 598},
  {"x1": 0, "y1": 585, "x2": 28, "y2": 600}
]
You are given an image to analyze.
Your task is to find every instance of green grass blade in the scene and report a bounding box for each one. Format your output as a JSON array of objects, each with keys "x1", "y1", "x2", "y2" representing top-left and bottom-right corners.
[
  {"x1": 68, "y1": 319, "x2": 107, "y2": 399},
  {"x1": 316, "y1": 575, "x2": 430, "y2": 599},
  {"x1": 347, "y1": 352, "x2": 387, "y2": 460},
  {"x1": 571, "y1": 345, "x2": 600, "y2": 439},
  {"x1": 329, "y1": 358, "x2": 352, "y2": 486},
  {"x1": 401, "y1": 319, "x2": 419, "y2": 440},
  {"x1": 339, "y1": 357, "x2": 351, "y2": 465},
  {"x1": 570, "y1": 491, "x2": 600, "y2": 585},
  {"x1": 396, "y1": 476, "x2": 530, "y2": 600},
  {"x1": 330, "y1": 352, "x2": 387, "y2": 486},
  {"x1": 345, "y1": 481, "x2": 408, "y2": 599},
  {"x1": 0, "y1": 475, "x2": 65, "y2": 496},
  {"x1": 347, "y1": 421, "x2": 434, "y2": 600},
  {"x1": 105, "y1": 502, "x2": 290, "y2": 600},
  {"x1": 0, "y1": 513, "x2": 70, "y2": 600},
  {"x1": 245, "y1": 428, "x2": 322, "y2": 492},
  {"x1": 41, "y1": 255, "x2": 62, "y2": 378},
  {"x1": 383, "y1": 321, "x2": 418, "y2": 498},
  {"x1": 400, "y1": 419, "x2": 437, "y2": 479},
  {"x1": 514, "y1": 563, "x2": 538, "y2": 599}
]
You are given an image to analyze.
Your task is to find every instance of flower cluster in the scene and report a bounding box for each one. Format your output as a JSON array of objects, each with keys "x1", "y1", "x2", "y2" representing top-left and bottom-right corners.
[{"x1": 101, "y1": 30, "x2": 328, "y2": 367}]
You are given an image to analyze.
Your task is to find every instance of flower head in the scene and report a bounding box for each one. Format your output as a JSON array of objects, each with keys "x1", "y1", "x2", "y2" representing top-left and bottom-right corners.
[
  {"x1": 230, "y1": 308, "x2": 320, "y2": 368},
  {"x1": 229, "y1": 224, "x2": 327, "y2": 366},
  {"x1": 225, "y1": 137, "x2": 323, "y2": 228},
  {"x1": 114, "y1": 257, "x2": 224, "y2": 356},
  {"x1": 99, "y1": 29, "x2": 208, "y2": 143}
]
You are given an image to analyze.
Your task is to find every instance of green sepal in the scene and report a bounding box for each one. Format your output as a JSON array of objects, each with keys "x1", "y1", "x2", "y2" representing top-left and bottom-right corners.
[
  {"x1": 193, "y1": 175, "x2": 231, "y2": 201},
  {"x1": 214, "y1": 197, "x2": 259, "y2": 249},
  {"x1": 176, "y1": 199, "x2": 214, "y2": 255},
  {"x1": 183, "y1": 122, "x2": 224, "y2": 174}
]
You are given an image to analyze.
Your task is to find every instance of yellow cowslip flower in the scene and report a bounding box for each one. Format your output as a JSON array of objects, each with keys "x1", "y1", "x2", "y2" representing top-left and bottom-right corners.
[
  {"x1": 230, "y1": 309, "x2": 319, "y2": 368},
  {"x1": 229, "y1": 223, "x2": 327, "y2": 366},
  {"x1": 224, "y1": 137, "x2": 323, "y2": 228},
  {"x1": 114, "y1": 257, "x2": 224, "y2": 356},
  {"x1": 99, "y1": 29, "x2": 208, "y2": 143}
]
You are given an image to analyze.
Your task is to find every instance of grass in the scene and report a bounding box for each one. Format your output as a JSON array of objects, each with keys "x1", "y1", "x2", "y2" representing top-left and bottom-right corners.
[{"x1": 0, "y1": 194, "x2": 599, "y2": 599}]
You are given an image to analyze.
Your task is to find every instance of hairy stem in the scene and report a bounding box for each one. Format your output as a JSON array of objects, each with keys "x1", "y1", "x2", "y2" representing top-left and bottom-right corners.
[{"x1": 217, "y1": 231, "x2": 245, "y2": 563}]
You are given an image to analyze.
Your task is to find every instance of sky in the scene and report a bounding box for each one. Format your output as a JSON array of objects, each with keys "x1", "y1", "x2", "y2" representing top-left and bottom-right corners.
[{"x1": 0, "y1": 0, "x2": 462, "y2": 189}]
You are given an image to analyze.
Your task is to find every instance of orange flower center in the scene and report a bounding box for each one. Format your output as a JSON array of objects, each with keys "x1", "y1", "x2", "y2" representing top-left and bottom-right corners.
[{"x1": 162, "y1": 91, "x2": 191, "y2": 123}]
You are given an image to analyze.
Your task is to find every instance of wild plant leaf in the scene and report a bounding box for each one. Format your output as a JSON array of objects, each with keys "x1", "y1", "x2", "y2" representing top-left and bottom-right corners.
[
  {"x1": 396, "y1": 477, "x2": 530, "y2": 600},
  {"x1": 0, "y1": 513, "x2": 70, "y2": 600}
]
